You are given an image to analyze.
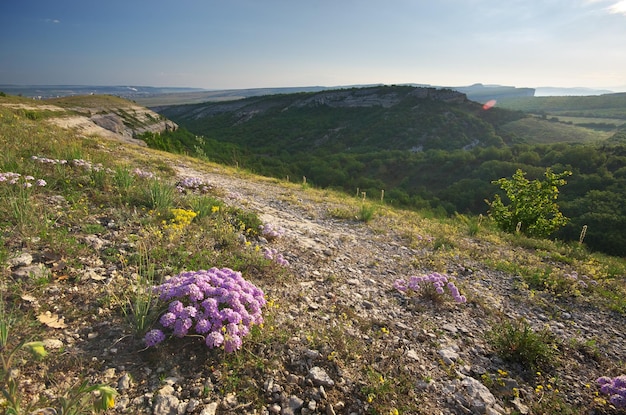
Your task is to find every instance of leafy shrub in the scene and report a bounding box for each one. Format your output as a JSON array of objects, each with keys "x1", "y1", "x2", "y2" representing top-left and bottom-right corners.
[
  {"x1": 487, "y1": 318, "x2": 556, "y2": 371},
  {"x1": 143, "y1": 178, "x2": 176, "y2": 210},
  {"x1": 232, "y1": 209, "x2": 262, "y2": 237},
  {"x1": 487, "y1": 168, "x2": 571, "y2": 238},
  {"x1": 358, "y1": 203, "x2": 376, "y2": 222}
]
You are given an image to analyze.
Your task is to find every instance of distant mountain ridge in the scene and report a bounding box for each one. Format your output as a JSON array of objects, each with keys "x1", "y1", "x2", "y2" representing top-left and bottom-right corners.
[
  {"x1": 0, "y1": 85, "x2": 204, "y2": 100},
  {"x1": 6, "y1": 82, "x2": 622, "y2": 107},
  {"x1": 1, "y1": 83, "x2": 537, "y2": 105},
  {"x1": 156, "y1": 85, "x2": 515, "y2": 154}
]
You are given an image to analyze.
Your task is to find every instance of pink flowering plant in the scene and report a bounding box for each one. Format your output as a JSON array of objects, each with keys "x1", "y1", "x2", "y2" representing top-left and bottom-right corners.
[
  {"x1": 259, "y1": 223, "x2": 286, "y2": 241},
  {"x1": 176, "y1": 176, "x2": 213, "y2": 194},
  {"x1": 0, "y1": 172, "x2": 47, "y2": 188},
  {"x1": 394, "y1": 272, "x2": 467, "y2": 304},
  {"x1": 263, "y1": 247, "x2": 289, "y2": 267},
  {"x1": 144, "y1": 268, "x2": 266, "y2": 353},
  {"x1": 597, "y1": 375, "x2": 626, "y2": 408}
]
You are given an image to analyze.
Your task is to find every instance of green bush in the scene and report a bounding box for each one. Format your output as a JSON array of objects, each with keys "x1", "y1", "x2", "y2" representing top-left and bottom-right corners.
[
  {"x1": 487, "y1": 318, "x2": 557, "y2": 371},
  {"x1": 487, "y1": 168, "x2": 571, "y2": 238}
]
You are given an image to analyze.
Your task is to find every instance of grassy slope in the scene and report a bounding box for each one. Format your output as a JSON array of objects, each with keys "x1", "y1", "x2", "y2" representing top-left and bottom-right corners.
[
  {"x1": 1, "y1": 95, "x2": 626, "y2": 414},
  {"x1": 499, "y1": 117, "x2": 613, "y2": 143},
  {"x1": 498, "y1": 93, "x2": 626, "y2": 120}
]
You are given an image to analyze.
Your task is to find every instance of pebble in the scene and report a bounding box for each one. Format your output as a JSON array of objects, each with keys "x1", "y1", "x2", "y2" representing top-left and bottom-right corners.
[
  {"x1": 7, "y1": 252, "x2": 33, "y2": 267},
  {"x1": 308, "y1": 367, "x2": 335, "y2": 387},
  {"x1": 283, "y1": 395, "x2": 304, "y2": 415},
  {"x1": 199, "y1": 402, "x2": 218, "y2": 415},
  {"x1": 118, "y1": 373, "x2": 132, "y2": 390},
  {"x1": 438, "y1": 345, "x2": 460, "y2": 365},
  {"x1": 11, "y1": 264, "x2": 47, "y2": 280},
  {"x1": 42, "y1": 338, "x2": 63, "y2": 350},
  {"x1": 152, "y1": 393, "x2": 180, "y2": 415}
]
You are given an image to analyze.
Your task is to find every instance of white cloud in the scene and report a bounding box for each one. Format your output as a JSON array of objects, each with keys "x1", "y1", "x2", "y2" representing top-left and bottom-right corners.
[
  {"x1": 585, "y1": 0, "x2": 626, "y2": 15},
  {"x1": 608, "y1": 0, "x2": 626, "y2": 14},
  {"x1": 45, "y1": 18, "x2": 60, "y2": 24}
]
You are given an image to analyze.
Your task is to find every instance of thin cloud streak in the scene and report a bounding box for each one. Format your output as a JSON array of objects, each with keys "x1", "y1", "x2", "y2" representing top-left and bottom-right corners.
[
  {"x1": 608, "y1": 0, "x2": 626, "y2": 14},
  {"x1": 586, "y1": 0, "x2": 626, "y2": 15}
]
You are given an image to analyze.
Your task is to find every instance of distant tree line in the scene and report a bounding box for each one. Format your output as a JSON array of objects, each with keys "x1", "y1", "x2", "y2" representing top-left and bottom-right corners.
[{"x1": 139, "y1": 127, "x2": 626, "y2": 257}]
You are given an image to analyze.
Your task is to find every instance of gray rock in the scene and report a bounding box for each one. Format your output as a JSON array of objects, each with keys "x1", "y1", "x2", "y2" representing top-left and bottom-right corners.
[
  {"x1": 152, "y1": 393, "x2": 180, "y2": 415},
  {"x1": 83, "y1": 268, "x2": 106, "y2": 281},
  {"x1": 42, "y1": 338, "x2": 63, "y2": 350},
  {"x1": 118, "y1": 373, "x2": 132, "y2": 390},
  {"x1": 438, "y1": 346, "x2": 460, "y2": 365},
  {"x1": 304, "y1": 349, "x2": 321, "y2": 360},
  {"x1": 282, "y1": 395, "x2": 304, "y2": 415},
  {"x1": 114, "y1": 395, "x2": 129, "y2": 411},
  {"x1": 84, "y1": 234, "x2": 107, "y2": 250},
  {"x1": 442, "y1": 323, "x2": 458, "y2": 334},
  {"x1": 460, "y1": 376, "x2": 505, "y2": 415},
  {"x1": 12, "y1": 264, "x2": 47, "y2": 280},
  {"x1": 158, "y1": 384, "x2": 175, "y2": 396},
  {"x1": 199, "y1": 402, "x2": 218, "y2": 415},
  {"x1": 186, "y1": 399, "x2": 199, "y2": 413},
  {"x1": 362, "y1": 300, "x2": 375, "y2": 309},
  {"x1": 8, "y1": 252, "x2": 33, "y2": 267},
  {"x1": 268, "y1": 403, "x2": 281, "y2": 414},
  {"x1": 511, "y1": 397, "x2": 530, "y2": 415},
  {"x1": 308, "y1": 366, "x2": 335, "y2": 387},
  {"x1": 223, "y1": 393, "x2": 238, "y2": 408}
]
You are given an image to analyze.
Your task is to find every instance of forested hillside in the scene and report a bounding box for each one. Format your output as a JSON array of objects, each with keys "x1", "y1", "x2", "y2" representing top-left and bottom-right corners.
[{"x1": 149, "y1": 86, "x2": 626, "y2": 256}]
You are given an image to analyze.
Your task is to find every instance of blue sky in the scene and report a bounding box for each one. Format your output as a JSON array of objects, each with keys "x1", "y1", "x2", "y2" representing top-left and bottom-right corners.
[{"x1": 1, "y1": 0, "x2": 625, "y2": 90}]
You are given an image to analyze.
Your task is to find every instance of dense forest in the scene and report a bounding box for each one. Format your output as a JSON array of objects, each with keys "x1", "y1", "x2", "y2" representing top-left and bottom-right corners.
[{"x1": 146, "y1": 86, "x2": 626, "y2": 256}]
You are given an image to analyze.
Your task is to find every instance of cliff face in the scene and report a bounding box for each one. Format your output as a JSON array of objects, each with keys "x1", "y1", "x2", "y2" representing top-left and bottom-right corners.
[
  {"x1": 88, "y1": 105, "x2": 178, "y2": 139},
  {"x1": 10, "y1": 97, "x2": 179, "y2": 145},
  {"x1": 287, "y1": 87, "x2": 466, "y2": 109},
  {"x1": 159, "y1": 85, "x2": 469, "y2": 122}
]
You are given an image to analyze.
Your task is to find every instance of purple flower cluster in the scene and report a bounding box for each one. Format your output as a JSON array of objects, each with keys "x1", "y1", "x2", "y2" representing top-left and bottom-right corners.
[
  {"x1": 263, "y1": 247, "x2": 289, "y2": 266},
  {"x1": 394, "y1": 272, "x2": 467, "y2": 303},
  {"x1": 0, "y1": 172, "x2": 47, "y2": 188},
  {"x1": 144, "y1": 268, "x2": 266, "y2": 352},
  {"x1": 598, "y1": 375, "x2": 626, "y2": 408},
  {"x1": 176, "y1": 177, "x2": 212, "y2": 194},
  {"x1": 132, "y1": 168, "x2": 155, "y2": 179},
  {"x1": 564, "y1": 271, "x2": 598, "y2": 289},
  {"x1": 31, "y1": 155, "x2": 113, "y2": 173},
  {"x1": 259, "y1": 223, "x2": 286, "y2": 241},
  {"x1": 31, "y1": 155, "x2": 68, "y2": 165}
]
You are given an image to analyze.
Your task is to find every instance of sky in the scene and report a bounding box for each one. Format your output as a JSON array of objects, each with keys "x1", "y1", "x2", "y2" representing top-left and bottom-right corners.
[{"x1": 1, "y1": 0, "x2": 626, "y2": 91}]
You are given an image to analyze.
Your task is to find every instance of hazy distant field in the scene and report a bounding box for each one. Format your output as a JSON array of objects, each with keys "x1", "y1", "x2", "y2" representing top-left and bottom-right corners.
[{"x1": 500, "y1": 117, "x2": 613, "y2": 143}]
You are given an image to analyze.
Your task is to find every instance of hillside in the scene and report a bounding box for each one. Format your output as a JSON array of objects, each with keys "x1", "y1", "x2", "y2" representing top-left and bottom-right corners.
[
  {"x1": 155, "y1": 85, "x2": 612, "y2": 152},
  {"x1": 149, "y1": 86, "x2": 626, "y2": 257},
  {"x1": 156, "y1": 85, "x2": 512, "y2": 153},
  {"x1": 0, "y1": 94, "x2": 177, "y2": 145},
  {"x1": 1, "y1": 95, "x2": 626, "y2": 414},
  {"x1": 497, "y1": 93, "x2": 626, "y2": 121}
]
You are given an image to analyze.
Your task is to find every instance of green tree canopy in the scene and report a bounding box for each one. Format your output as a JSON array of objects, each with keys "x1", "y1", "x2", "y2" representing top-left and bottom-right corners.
[{"x1": 487, "y1": 168, "x2": 572, "y2": 238}]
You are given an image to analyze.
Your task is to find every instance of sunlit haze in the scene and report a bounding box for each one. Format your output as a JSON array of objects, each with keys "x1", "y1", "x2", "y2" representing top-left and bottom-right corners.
[{"x1": 1, "y1": 0, "x2": 625, "y2": 91}]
